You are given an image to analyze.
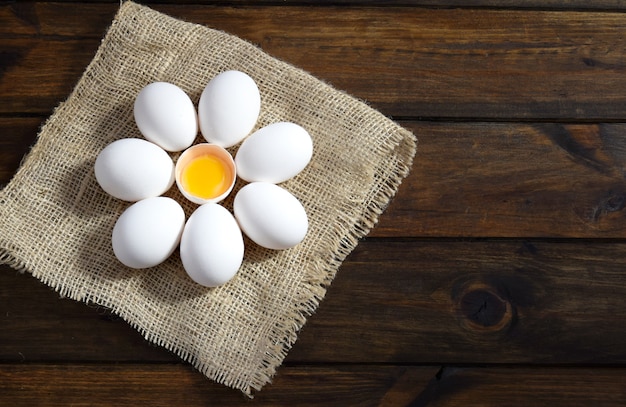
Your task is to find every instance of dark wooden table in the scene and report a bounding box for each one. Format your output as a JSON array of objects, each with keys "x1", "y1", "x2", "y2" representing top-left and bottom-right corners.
[{"x1": 3, "y1": 1, "x2": 626, "y2": 405}]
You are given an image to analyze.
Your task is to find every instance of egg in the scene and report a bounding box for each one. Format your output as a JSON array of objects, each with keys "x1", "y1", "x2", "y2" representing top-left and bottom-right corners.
[
  {"x1": 233, "y1": 182, "x2": 308, "y2": 250},
  {"x1": 198, "y1": 70, "x2": 261, "y2": 148},
  {"x1": 134, "y1": 82, "x2": 198, "y2": 152},
  {"x1": 175, "y1": 144, "x2": 236, "y2": 205},
  {"x1": 95, "y1": 138, "x2": 175, "y2": 202},
  {"x1": 235, "y1": 122, "x2": 313, "y2": 184},
  {"x1": 112, "y1": 197, "x2": 186, "y2": 269},
  {"x1": 180, "y1": 203, "x2": 244, "y2": 287}
]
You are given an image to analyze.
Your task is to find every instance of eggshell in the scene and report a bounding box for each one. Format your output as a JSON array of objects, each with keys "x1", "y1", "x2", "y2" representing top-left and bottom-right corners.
[
  {"x1": 180, "y1": 203, "x2": 244, "y2": 287},
  {"x1": 235, "y1": 122, "x2": 313, "y2": 184},
  {"x1": 233, "y1": 182, "x2": 308, "y2": 250},
  {"x1": 95, "y1": 138, "x2": 175, "y2": 202},
  {"x1": 112, "y1": 197, "x2": 185, "y2": 269},
  {"x1": 174, "y1": 143, "x2": 237, "y2": 205},
  {"x1": 198, "y1": 70, "x2": 261, "y2": 148},
  {"x1": 134, "y1": 82, "x2": 198, "y2": 152}
]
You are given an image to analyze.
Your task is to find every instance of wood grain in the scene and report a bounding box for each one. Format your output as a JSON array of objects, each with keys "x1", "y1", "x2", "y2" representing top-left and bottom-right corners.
[
  {"x1": 376, "y1": 122, "x2": 626, "y2": 238},
  {"x1": 0, "y1": 363, "x2": 438, "y2": 406},
  {"x1": 0, "y1": 118, "x2": 41, "y2": 187},
  {"x1": 293, "y1": 239, "x2": 626, "y2": 364},
  {"x1": 412, "y1": 366, "x2": 626, "y2": 406},
  {"x1": 6, "y1": 119, "x2": 626, "y2": 238},
  {"x1": 5, "y1": 1, "x2": 626, "y2": 10},
  {"x1": 3, "y1": 5, "x2": 626, "y2": 119},
  {"x1": 3, "y1": 240, "x2": 626, "y2": 364},
  {"x1": 0, "y1": 39, "x2": 100, "y2": 114},
  {"x1": 0, "y1": 364, "x2": 623, "y2": 406}
]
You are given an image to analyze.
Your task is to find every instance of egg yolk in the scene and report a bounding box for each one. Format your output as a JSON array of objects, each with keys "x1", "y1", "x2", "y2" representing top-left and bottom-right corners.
[{"x1": 181, "y1": 155, "x2": 233, "y2": 200}]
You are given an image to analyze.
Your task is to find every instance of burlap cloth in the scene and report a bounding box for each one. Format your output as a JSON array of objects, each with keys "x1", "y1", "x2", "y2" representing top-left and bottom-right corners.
[{"x1": 0, "y1": 1, "x2": 416, "y2": 396}]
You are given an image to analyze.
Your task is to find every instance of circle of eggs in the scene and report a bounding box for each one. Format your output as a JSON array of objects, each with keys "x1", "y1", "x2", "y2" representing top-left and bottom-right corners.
[{"x1": 94, "y1": 70, "x2": 313, "y2": 287}]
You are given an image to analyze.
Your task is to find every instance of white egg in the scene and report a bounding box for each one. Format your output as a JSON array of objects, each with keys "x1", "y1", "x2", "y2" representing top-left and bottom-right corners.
[
  {"x1": 112, "y1": 197, "x2": 185, "y2": 269},
  {"x1": 95, "y1": 138, "x2": 175, "y2": 202},
  {"x1": 233, "y1": 182, "x2": 308, "y2": 250},
  {"x1": 134, "y1": 82, "x2": 198, "y2": 152},
  {"x1": 235, "y1": 122, "x2": 313, "y2": 184},
  {"x1": 198, "y1": 70, "x2": 261, "y2": 148},
  {"x1": 180, "y1": 203, "x2": 244, "y2": 287}
]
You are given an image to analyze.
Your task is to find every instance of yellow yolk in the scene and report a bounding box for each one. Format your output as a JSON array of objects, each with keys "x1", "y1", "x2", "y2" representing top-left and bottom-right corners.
[{"x1": 181, "y1": 155, "x2": 232, "y2": 199}]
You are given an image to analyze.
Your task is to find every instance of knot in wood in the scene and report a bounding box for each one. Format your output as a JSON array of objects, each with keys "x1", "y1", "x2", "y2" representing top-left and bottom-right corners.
[
  {"x1": 602, "y1": 192, "x2": 625, "y2": 213},
  {"x1": 455, "y1": 284, "x2": 513, "y2": 333}
]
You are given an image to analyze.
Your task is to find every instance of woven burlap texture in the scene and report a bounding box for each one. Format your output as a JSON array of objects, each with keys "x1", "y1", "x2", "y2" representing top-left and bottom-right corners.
[{"x1": 0, "y1": 1, "x2": 416, "y2": 395}]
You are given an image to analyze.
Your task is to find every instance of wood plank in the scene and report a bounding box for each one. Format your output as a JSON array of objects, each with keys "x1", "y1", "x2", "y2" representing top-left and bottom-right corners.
[
  {"x1": 292, "y1": 239, "x2": 626, "y2": 363},
  {"x1": 3, "y1": 7, "x2": 626, "y2": 119},
  {"x1": 0, "y1": 39, "x2": 100, "y2": 114},
  {"x1": 412, "y1": 366, "x2": 626, "y2": 406},
  {"x1": 0, "y1": 363, "x2": 438, "y2": 406},
  {"x1": 4, "y1": 119, "x2": 626, "y2": 238},
  {"x1": 0, "y1": 364, "x2": 623, "y2": 406},
  {"x1": 0, "y1": 266, "x2": 178, "y2": 363},
  {"x1": 375, "y1": 122, "x2": 626, "y2": 238},
  {"x1": 3, "y1": 240, "x2": 626, "y2": 364},
  {"x1": 4, "y1": 1, "x2": 626, "y2": 11},
  {"x1": 0, "y1": 118, "x2": 41, "y2": 188}
]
